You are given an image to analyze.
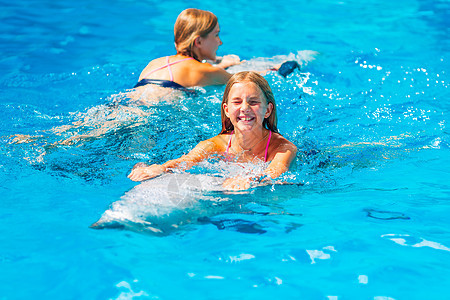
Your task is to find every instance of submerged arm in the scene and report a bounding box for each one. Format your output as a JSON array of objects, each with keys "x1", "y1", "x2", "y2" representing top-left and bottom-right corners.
[{"x1": 128, "y1": 140, "x2": 216, "y2": 181}]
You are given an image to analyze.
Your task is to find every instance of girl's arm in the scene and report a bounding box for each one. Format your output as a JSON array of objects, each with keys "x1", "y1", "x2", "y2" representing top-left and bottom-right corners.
[
  {"x1": 263, "y1": 143, "x2": 297, "y2": 179},
  {"x1": 128, "y1": 140, "x2": 216, "y2": 181}
]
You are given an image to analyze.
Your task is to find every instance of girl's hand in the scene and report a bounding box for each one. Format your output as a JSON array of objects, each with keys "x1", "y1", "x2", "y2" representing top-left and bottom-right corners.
[
  {"x1": 222, "y1": 176, "x2": 252, "y2": 191},
  {"x1": 222, "y1": 174, "x2": 272, "y2": 191},
  {"x1": 127, "y1": 164, "x2": 165, "y2": 181}
]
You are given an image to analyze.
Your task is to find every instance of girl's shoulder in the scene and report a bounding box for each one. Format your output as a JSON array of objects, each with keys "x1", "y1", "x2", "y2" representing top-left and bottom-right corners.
[
  {"x1": 270, "y1": 132, "x2": 297, "y2": 152},
  {"x1": 207, "y1": 133, "x2": 232, "y2": 152}
]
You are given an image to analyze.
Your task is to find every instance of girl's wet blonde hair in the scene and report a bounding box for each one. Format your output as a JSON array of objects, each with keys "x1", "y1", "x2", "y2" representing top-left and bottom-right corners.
[
  {"x1": 220, "y1": 71, "x2": 278, "y2": 134},
  {"x1": 174, "y1": 8, "x2": 218, "y2": 61}
]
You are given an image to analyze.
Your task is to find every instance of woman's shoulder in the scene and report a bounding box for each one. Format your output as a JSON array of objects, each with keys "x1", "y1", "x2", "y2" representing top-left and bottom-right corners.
[{"x1": 139, "y1": 56, "x2": 167, "y2": 80}]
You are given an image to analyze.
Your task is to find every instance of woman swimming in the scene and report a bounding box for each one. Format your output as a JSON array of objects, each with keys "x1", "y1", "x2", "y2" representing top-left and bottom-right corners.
[
  {"x1": 128, "y1": 71, "x2": 297, "y2": 190},
  {"x1": 134, "y1": 8, "x2": 242, "y2": 91}
]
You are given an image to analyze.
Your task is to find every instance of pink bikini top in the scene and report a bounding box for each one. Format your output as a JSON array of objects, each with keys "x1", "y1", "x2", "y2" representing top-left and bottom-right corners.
[
  {"x1": 225, "y1": 131, "x2": 272, "y2": 162},
  {"x1": 142, "y1": 56, "x2": 194, "y2": 81}
]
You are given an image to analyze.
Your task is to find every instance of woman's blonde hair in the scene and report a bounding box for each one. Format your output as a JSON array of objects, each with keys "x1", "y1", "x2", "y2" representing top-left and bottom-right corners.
[
  {"x1": 174, "y1": 8, "x2": 218, "y2": 61},
  {"x1": 220, "y1": 71, "x2": 278, "y2": 134}
]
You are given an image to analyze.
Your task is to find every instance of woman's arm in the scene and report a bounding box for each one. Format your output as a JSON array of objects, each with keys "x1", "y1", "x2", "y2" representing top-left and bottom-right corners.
[
  {"x1": 214, "y1": 55, "x2": 241, "y2": 69},
  {"x1": 194, "y1": 63, "x2": 234, "y2": 86},
  {"x1": 127, "y1": 140, "x2": 216, "y2": 181}
]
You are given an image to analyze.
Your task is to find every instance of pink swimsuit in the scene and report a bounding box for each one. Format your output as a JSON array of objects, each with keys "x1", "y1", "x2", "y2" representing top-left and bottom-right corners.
[
  {"x1": 225, "y1": 131, "x2": 272, "y2": 162},
  {"x1": 142, "y1": 56, "x2": 194, "y2": 81}
]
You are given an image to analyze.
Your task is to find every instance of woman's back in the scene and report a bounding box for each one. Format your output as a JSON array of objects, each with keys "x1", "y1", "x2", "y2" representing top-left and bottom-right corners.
[
  {"x1": 137, "y1": 55, "x2": 230, "y2": 88},
  {"x1": 138, "y1": 55, "x2": 195, "y2": 85}
]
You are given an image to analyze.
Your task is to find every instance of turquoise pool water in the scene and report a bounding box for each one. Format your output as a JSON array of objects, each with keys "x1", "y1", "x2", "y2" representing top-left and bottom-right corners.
[{"x1": 1, "y1": 0, "x2": 449, "y2": 299}]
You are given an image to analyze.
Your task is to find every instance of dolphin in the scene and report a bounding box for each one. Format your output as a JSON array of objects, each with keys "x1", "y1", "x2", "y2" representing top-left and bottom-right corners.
[{"x1": 90, "y1": 173, "x2": 230, "y2": 234}]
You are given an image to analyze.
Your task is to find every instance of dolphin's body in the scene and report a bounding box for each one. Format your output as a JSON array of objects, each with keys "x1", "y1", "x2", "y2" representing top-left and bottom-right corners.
[{"x1": 90, "y1": 173, "x2": 230, "y2": 234}]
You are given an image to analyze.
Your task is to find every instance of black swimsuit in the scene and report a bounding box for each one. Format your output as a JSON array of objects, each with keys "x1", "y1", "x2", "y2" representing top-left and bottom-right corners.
[
  {"x1": 134, "y1": 79, "x2": 188, "y2": 90},
  {"x1": 134, "y1": 56, "x2": 194, "y2": 92}
]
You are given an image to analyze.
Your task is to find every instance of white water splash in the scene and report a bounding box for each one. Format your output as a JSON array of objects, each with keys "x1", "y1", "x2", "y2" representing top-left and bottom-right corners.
[
  {"x1": 382, "y1": 234, "x2": 450, "y2": 251},
  {"x1": 112, "y1": 280, "x2": 149, "y2": 300},
  {"x1": 229, "y1": 253, "x2": 256, "y2": 263},
  {"x1": 358, "y1": 275, "x2": 369, "y2": 284},
  {"x1": 227, "y1": 50, "x2": 318, "y2": 73}
]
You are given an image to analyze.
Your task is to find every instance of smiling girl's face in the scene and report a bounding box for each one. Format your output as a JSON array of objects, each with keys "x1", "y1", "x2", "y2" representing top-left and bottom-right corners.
[{"x1": 223, "y1": 81, "x2": 273, "y2": 133}]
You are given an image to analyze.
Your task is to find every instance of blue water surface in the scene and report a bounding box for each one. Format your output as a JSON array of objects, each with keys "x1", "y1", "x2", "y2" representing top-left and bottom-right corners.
[{"x1": 1, "y1": 0, "x2": 449, "y2": 299}]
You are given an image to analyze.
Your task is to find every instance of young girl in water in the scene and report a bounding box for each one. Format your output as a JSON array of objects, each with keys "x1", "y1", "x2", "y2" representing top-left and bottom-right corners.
[
  {"x1": 128, "y1": 71, "x2": 297, "y2": 190},
  {"x1": 134, "y1": 8, "x2": 242, "y2": 90}
]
